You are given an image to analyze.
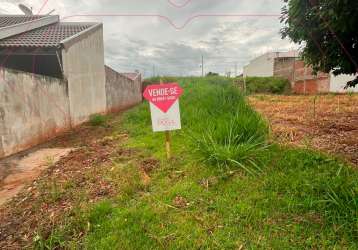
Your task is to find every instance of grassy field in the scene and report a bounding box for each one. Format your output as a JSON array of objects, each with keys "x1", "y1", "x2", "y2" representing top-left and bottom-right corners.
[{"x1": 4, "y1": 77, "x2": 357, "y2": 249}]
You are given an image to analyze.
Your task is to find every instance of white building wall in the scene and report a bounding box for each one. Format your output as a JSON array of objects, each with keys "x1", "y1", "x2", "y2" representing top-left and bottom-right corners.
[
  {"x1": 61, "y1": 25, "x2": 107, "y2": 126},
  {"x1": 243, "y1": 53, "x2": 275, "y2": 77},
  {"x1": 329, "y1": 73, "x2": 358, "y2": 93}
]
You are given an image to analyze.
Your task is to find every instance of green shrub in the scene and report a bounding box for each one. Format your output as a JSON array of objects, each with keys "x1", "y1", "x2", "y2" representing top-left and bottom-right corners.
[
  {"x1": 89, "y1": 114, "x2": 107, "y2": 126},
  {"x1": 236, "y1": 76, "x2": 291, "y2": 94}
]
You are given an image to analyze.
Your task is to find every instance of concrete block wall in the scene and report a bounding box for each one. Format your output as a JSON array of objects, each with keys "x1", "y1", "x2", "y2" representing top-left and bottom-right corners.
[
  {"x1": 0, "y1": 65, "x2": 143, "y2": 158},
  {"x1": 273, "y1": 57, "x2": 296, "y2": 82},
  {"x1": 105, "y1": 66, "x2": 142, "y2": 113},
  {"x1": 243, "y1": 53, "x2": 275, "y2": 77},
  {"x1": 0, "y1": 68, "x2": 71, "y2": 158},
  {"x1": 0, "y1": 25, "x2": 143, "y2": 158}
]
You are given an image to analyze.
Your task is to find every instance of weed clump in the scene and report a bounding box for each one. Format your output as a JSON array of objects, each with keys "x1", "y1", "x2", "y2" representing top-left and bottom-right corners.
[
  {"x1": 89, "y1": 114, "x2": 107, "y2": 126},
  {"x1": 177, "y1": 78, "x2": 269, "y2": 174}
]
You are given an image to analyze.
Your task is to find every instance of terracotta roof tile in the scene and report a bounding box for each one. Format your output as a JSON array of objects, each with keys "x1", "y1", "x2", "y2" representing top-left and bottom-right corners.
[
  {"x1": 0, "y1": 22, "x2": 94, "y2": 48},
  {"x1": 0, "y1": 15, "x2": 45, "y2": 28}
]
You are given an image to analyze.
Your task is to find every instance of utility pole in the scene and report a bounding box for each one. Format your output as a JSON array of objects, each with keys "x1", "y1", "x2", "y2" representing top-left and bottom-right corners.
[
  {"x1": 201, "y1": 55, "x2": 204, "y2": 77},
  {"x1": 152, "y1": 65, "x2": 156, "y2": 77},
  {"x1": 235, "y1": 63, "x2": 238, "y2": 77}
]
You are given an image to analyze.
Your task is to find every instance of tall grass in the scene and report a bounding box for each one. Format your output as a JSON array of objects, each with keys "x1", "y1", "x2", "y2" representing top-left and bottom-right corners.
[
  {"x1": 127, "y1": 76, "x2": 358, "y2": 240},
  {"x1": 41, "y1": 76, "x2": 358, "y2": 248},
  {"x1": 147, "y1": 78, "x2": 358, "y2": 237},
  {"x1": 141, "y1": 77, "x2": 269, "y2": 173},
  {"x1": 175, "y1": 77, "x2": 269, "y2": 174},
  {"x1": 323, "y1": 181, "x2": 358, "y2": 238}
]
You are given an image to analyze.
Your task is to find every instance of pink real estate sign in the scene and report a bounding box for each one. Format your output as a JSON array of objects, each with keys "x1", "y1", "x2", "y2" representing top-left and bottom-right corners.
[
  {"x1": 143, "y1": 83, "x2": 183, "y2": 113},
  {"x1": 143, "y1": 83, "x2": 183, "y2": 132}
]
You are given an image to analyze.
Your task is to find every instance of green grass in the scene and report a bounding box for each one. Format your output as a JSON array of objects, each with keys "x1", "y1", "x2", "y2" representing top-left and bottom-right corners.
[
  {"x1": 236, "y1": 76, "x2": 291, "y2": 94},
  {"x1": 89, "y1": 114, "x2": 108, "y2": 126},
  {"x1": 40, "y1": 76, "x2": 357, "y2": 249}
]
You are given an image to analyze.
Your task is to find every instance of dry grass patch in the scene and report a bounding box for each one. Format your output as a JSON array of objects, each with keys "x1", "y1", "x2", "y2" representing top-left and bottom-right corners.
[{"x1": 249, "y1": 94, "x2": 358, "y2": 165}]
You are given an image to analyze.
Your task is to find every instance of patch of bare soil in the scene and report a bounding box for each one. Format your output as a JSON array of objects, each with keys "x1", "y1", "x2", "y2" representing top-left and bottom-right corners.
[
  {"x1": 138, "y1": 158, "x2": 159, "y2": 186},
  {"x1": 140, "y1": 158, "x2": 160, "y2": 174},
  {"x1": 173, "y1": 196, "x2": 189, "y2": 208},
  {"x1": 249, "y1": 94, "x2": 358, "y2": 166},
  {"x1": 0, "y1": 119, "x2": 135, "y2": 249},
  {"x1": 0, "y1": 148, "x2": 74, "y2": 206}
]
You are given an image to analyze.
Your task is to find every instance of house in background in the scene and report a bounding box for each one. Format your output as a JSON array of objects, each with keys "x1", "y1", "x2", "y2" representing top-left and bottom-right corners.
[
  {"x1": 0, "y1": 15, "x2": 109, "y2": 125},
  {"x1": 0, "y1": 15, "x2": 142, "y2": 158},
  {"x1": 243, "y1": 51, "x2": 358, "y2": 94},
  {"x1": 243, "y1": 51, "x2": 299, "y2": 80}
]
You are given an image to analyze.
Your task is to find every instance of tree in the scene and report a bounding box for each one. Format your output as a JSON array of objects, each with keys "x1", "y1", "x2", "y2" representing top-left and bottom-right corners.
[
  {"x1": 206, "y1": 72, "x2": 219, "y2": 77},
  {"x1": 281, "y1": 0, "x2": 358, "y2": 87}
]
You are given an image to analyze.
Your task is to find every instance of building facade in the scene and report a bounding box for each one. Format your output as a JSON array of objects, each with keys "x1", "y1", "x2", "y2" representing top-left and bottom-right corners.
[
  {"x1": 243, "y1": 51, "x2": 299, "y2": 78},
  {"x1": 243, "y1": 51, "x2": 358, "y2": 94},
  {"x1": 0, "y1": 15, "x2": 142, "y2": 158}
]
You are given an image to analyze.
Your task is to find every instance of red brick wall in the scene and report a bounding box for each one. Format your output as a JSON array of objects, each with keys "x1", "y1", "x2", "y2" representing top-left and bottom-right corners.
[
  {"x1": 292, "y1": 60, "x2": 330, "y2": 94},
  {"x1": 293, "y1": 80, "x2": 314, "y2": 94}
]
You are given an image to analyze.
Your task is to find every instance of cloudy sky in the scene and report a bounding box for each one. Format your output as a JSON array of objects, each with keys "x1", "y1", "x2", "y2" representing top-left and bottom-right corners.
[{"x1": 1, "y1": 0, "x2": 298, "y2": 77}]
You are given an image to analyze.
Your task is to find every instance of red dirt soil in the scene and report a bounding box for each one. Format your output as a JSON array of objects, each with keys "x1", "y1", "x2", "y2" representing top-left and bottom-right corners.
[
  {"x1": 249, "y1": 94, "x2": 358, "y2": 166},
  {"x1": 0, "y1": 119, "x2": 133, "y2": 249}
]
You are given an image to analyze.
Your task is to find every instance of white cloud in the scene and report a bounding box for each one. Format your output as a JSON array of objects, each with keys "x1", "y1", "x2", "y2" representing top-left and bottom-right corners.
[{"x1": 2, "y1": 0, "x2": 297, "y2": 77}]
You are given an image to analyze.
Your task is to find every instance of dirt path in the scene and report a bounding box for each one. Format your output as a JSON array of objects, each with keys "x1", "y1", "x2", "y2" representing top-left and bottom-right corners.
[
  {"x1": 249, "y1": 94, "x2": 358, "y2": 166},
  {"x1": 0, "y1": 115, "x2": 132, "y2": 249},
  {"x1": 0, "y1": 148, "x2": 74, "y2": 206}
]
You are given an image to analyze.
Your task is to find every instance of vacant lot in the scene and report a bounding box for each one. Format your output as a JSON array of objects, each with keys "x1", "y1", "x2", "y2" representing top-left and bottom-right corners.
[
  {"x1": 0, "y1": 78, "x2": 357, "y2": 249},
  {"x1": 249, "y1": 94, "x2": 358, "y2": 166}
]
